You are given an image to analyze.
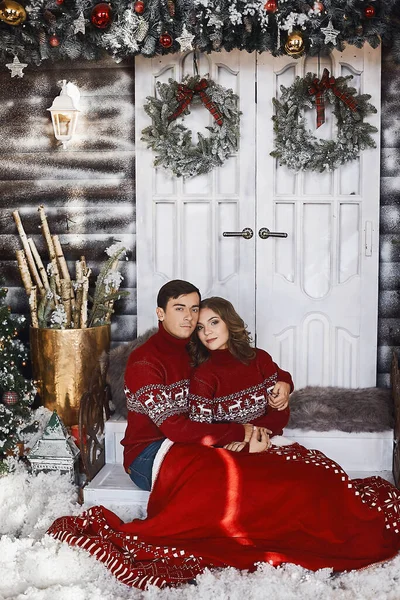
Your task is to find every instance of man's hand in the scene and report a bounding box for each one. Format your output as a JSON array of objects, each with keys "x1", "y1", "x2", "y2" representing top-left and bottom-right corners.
[
  {"x1": 224, "y1": 441, "x2": 246, "y2": 452},
  {"x1": 268, "y1": 381, "x2": 291, "y2": 411},
  {"x1": 249, "y1": 427, "x2": 271, "y2": 453}
]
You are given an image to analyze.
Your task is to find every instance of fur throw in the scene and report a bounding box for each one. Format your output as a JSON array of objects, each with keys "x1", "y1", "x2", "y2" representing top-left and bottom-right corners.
[
  {"x1": 288, "y1": 386, "x2": 394, "y2": 433},
  {"x1": 105, "y1": 336, "x2": 394, "y2": 433},
  {"x1": 104, "y1": 328, "x2": 157, "y2": 419}
]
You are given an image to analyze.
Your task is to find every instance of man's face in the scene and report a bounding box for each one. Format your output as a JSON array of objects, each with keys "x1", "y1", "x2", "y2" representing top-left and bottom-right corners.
[{"x1": 156, "y1": 292, "x2": 200, "y2": 339}]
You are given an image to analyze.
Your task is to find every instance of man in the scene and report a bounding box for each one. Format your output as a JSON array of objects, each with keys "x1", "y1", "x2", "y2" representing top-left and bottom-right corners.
[{"x1": 121, "y1": 279, "x2": 257, "y2": 491}]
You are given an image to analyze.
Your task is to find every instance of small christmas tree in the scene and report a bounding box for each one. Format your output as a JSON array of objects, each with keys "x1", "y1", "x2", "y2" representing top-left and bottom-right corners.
[{"x1": 0, "y1": 282, "x2": 36, "y2": 470}]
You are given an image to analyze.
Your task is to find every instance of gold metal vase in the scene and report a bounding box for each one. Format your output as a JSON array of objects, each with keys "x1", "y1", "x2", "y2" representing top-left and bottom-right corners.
[{"x1": 30, "y1": 325, "x2": 111, "y2": 426}]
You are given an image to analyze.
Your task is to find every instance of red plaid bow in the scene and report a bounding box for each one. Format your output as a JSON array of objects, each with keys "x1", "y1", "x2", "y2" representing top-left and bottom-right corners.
[
  {"x1": 168, "y1": 78, "x2": 223, "y2": 126},
  {"x1": 308, "y1": 68, "x2": 358, "y2": 129}
]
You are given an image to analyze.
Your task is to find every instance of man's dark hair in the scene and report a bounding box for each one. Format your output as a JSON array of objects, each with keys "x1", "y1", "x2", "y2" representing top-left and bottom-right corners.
[{"x1": 157, "y1": 280, "x2": 201, "y2": 311}]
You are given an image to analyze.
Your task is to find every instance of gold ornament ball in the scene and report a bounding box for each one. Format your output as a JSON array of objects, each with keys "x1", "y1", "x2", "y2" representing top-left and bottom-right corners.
[
  {"x1": 285, "y1": 31, "x2": 305, "y2": 56},
  {"x1": 0, "y1": 0, "x2": 27, "y2": 26}
]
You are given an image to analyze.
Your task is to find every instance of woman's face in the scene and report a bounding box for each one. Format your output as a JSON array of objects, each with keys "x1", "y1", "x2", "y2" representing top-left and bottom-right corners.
[{"x1": 196, "y1": 307, "x2": 229, "y2": 351}]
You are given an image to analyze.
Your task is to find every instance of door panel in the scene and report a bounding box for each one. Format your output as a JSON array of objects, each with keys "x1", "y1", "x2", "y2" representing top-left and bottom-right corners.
[
  {"x1": 256, "y1": 45, "x2": 381, "y2": 388},
  {"x1": 135, "y1": 51, "x2": 257, "y2": 334}
]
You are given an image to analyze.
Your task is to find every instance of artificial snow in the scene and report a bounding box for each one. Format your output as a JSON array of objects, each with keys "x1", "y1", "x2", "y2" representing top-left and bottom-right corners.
[{"x1": 1, "y1": 458, "x2": 400, "y2": 598}]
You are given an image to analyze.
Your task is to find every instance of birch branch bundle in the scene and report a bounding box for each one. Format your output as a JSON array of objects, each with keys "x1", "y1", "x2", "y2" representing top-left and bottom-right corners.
[
  {"x1": 29, "y1": 286, "x2": 39, "y2": 328},
  {"x1": 13, "y1": 205, "x2": 128, "y2": 329},
  {"x1": 16, "y1": 250, "x2": 33, "y2": 297},
  {"x1": 12, "y1": 211, "x2": 45, "y2": 296},
  {"x1": 38, "y1": 205, "x2": 62, "y2": 294},
  {"x1": 28, "y1": 238, "x2": 50, "y2": 292}
]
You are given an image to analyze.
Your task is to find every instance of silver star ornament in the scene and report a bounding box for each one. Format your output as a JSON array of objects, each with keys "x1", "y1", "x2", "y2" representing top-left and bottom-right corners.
[
  {"x1": 74, "y1": 11, "x2": 86, "y2": 35},
  {"x1": 321, "y1": 19, "x2": 340, "y2": 44},
  {"x1": 6, "y1": 55, "x2": 27, "y2": 78},
  {"x1": 176, "y1": 25, "x2": 195, "y2": 52}
]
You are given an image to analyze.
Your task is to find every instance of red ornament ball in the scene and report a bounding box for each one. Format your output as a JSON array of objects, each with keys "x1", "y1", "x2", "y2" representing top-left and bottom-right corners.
[
  {"x1": 2, "y1": 391, "x2": 18, "y2": 406},
  {"x1": 159, "y1": 32, "x2": 173, "y2": 48},
  {"x1": 264, "y1": 0, "x2": 278, "y2": 13},
  {"x1": 56, "y1": 0, "x2": 64, "y2": 4},
  {"x1": 313, "y1": 1, "x2": 324, "y2": 13},
  {"x1": 133, "y1": 0, "x2": 144, "y2": 13},
  {"x1": 91, "y1": 2, "x2": 112, "y2": 28},
  {"x1": 364, "y1": 5, "x2": 375, "y2": 18},
  {"x1": 49, "y1": 34, "x2": 60, "y2": 47}
]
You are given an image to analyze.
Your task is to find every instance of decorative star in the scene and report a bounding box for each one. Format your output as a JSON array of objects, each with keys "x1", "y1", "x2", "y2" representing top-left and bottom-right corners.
[
  {"x1": 321, "y1": 19, "x2": 340, "y2": 44},
  {"x1": 73, "y1": 11, "x2": 86, "y2": 35},
  {"x1": 6, "y1": 55, "x2": 27, "y2": 78},
  {"x1": 176, "y1": 25, "x2": 195, "y2": 52}
]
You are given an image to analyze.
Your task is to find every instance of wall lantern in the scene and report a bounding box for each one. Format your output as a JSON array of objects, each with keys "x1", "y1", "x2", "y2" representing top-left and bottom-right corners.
[{"x1": 47, "y1": 80, "x2": 81, "y2": 149}]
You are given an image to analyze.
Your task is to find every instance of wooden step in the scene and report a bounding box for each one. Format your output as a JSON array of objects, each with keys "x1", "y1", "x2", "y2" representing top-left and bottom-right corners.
[
  {"x1": 84, "y1": 464, "x2": 150, "y2": 507},
  {"x1": 83, "y1": 463, "x2": 394, "y2": 510},
  {"x1": 83, "y1": 416, "x2": 394, "y2": 509},
  {"x1": 102, "y1": 416, "x2": 394, "y2": 472},
  {"x1": 284, "y1": 427, "x2": 393, "y2": 472}
]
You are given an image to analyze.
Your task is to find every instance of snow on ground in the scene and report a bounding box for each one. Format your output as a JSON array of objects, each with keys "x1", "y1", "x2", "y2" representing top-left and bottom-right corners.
[{"x1": 1, "y1": 449, "x2": 400, "y2": 599}]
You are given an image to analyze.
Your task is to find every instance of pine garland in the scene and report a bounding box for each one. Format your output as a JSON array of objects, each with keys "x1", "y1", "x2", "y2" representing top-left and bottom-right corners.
[
  {"x1": 0, "y1": 0, "x2": 398, "y2": 66},
  {"x1": 271, "y1": 71, "x2": 377, "y2": 172},
  {"x1": 141, "y1": 75, "x2": 241, "y2": 178}
]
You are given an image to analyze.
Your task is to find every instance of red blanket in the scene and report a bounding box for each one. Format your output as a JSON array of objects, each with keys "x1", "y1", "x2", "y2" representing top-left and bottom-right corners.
[{"x1": 48, "y1": 443, "x2": 400, "y2": 590}]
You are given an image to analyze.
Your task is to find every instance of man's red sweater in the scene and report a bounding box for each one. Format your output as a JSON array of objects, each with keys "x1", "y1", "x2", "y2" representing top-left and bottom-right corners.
[
  {"x1": 121, "y1": 323, "x2": 245, "y2": 470},
  {"x1": 189, "y1": 348, "x2": 294, "y2": 435}
]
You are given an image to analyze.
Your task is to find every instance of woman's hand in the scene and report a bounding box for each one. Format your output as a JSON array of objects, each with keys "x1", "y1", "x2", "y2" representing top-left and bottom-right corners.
[
  {"x1": 249, "y1": 427, "x2": 271, "y2": 453},
  {"x1": 268, "y1": 381, "x2": 291, "y2": 410},
  {"x1": 243, "y1": 423, "x2": 271, "y2": 443}
]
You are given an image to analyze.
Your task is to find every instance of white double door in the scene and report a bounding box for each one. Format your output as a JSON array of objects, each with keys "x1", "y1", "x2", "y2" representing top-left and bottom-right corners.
[{"x1": 135, "y1": 45, "x2": 381, "y2": 388}]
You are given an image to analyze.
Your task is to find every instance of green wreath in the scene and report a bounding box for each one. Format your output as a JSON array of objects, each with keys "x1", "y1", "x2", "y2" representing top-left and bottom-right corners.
[
  {"x1": 271, "y1": 70, "x2": 378, "y2": 172},
  {"x1": 141, "y1": 75, "x2": 241, "y2": 178}
]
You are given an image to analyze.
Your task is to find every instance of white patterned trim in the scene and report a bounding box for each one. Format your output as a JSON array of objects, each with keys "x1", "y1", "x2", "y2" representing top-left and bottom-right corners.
[
  {"x1": 189, "y1": 375, "x2": 277, "y2": 424},
  {"x1": 125, "y1": 379, "x2": 189, "y2": 426},
  {"x1": 151, "y1": 439, "x2": 175, "y2": 491}
]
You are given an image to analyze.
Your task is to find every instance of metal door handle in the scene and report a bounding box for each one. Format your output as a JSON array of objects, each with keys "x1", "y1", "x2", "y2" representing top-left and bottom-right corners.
[
  {"x1": 258, "y1": 227, "x2": 288, "y2": 240},
  {"x1": 223, "y1": 227, "x2": 254, "y2": 240}
]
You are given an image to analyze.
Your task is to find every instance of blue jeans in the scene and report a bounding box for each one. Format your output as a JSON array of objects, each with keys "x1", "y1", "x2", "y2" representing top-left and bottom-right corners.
[{"x1": 128, "y1": 439, "x2": 164, "y2": 491}]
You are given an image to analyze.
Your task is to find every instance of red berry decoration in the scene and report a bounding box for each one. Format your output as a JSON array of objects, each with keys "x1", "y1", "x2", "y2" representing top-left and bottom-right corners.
[
  {"x1": 49, "y1": 34, "x2": 60, "y2": 47},
  {"x1": 313, "y1": 1, "x2": 324, "y2": 12},
  {"x1": 264, "y1": 0, "x2": 278, "y2": 12},
  {"x1": 133, "y1": 0, "x2": 144, "y2": 13},
  {"x1": 159, "y1": 32, "x2": 173, "y2": 48},
  {"x1": 91, "y1": 2, "x2": 112, "y2": 29},
  {"x1": 364, "y1": 5, "x2": 375, "y2": 18}
]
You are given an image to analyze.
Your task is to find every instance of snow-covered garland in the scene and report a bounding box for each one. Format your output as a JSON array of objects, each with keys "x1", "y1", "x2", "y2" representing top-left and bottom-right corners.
[
  {"x1": 141, "y1": 75, "x2": 241, "y2": 178},
  {"x1": 0, "y1": 0, "x2": 398, "y2": 67},
  {"x1": 271, "y1": 70, "x2": 377, "y2": 172}
]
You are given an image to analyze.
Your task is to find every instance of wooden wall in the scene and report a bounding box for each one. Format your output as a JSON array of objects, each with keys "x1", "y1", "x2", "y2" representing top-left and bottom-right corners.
[
  {"x1": 0, "y1": 50, "x2": 399, "y2": 385},
  {"x1": 0, "y1": 57, "x2": 136, "y2": 344},
  {"x1": 378, "y1": 46, "x2": 400, "y2": 387}
]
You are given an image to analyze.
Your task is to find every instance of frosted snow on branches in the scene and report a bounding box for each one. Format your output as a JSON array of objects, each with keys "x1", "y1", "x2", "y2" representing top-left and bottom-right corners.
[
  {"x1": 105, "y1": 242, "x2": 127, "y2": 259},
  {"x1": 99, "y1": 10, "x2": 149, "y2": 56},
  {"x1": 50, "y1": 306, "x2": 67, "y2": 329},
  {"x1": 103, "y1": 270, "x2": 123, "y2": 294},
  {"x1": 279, "y1": 11, "x2": 309, "y2": 33}
]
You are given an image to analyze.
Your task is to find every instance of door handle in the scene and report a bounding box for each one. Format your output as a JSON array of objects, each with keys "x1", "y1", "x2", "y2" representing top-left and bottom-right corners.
[
  {"x1": 223, "y1": 227, "x2": 254, "y2": 240},
  {"x1": 258, "y1": 227, "x2": 288, "y2": 240}
]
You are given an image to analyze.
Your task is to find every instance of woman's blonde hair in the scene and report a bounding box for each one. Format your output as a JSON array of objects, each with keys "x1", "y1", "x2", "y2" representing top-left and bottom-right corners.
[{"x1": 188, "y1": 296, "x2": 256, "y2": 366}]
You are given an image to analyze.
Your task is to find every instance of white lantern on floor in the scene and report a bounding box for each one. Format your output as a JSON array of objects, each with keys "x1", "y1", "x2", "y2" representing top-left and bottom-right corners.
[{"x1": 47, "y1": 80, "x2": 81, "y2": 149}]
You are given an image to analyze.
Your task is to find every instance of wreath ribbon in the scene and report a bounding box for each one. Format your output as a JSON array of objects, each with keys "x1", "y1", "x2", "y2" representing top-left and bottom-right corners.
[
  {"x1": 308, "y1": 68, "x2": 358, "y2": 129},
  {"x1": 168, "y1": 78, "x2": 223, "y2": 126}
]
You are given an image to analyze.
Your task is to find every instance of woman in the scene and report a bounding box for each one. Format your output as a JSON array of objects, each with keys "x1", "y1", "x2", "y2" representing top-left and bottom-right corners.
[{"x1": 188, "y1": 296, "x2": 293, "y2": 449}]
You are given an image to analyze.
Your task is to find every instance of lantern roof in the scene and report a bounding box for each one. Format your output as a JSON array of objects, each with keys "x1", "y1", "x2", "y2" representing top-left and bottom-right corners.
[{"x1": 28, "y1": 411, "x2": 80, "y2": 461}]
